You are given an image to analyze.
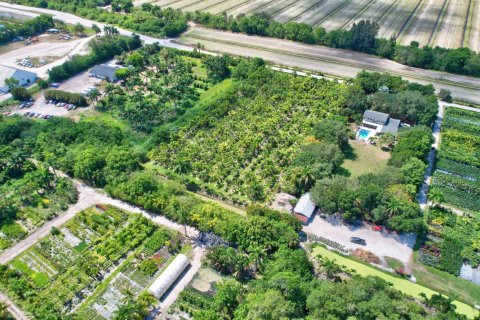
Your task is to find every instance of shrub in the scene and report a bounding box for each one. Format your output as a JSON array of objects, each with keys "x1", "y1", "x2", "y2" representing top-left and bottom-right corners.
[
  {"x1": 11, "y1": 87, "x2": 31, "y2": 101},
  {"x1": 45, "y1": 90, "x2": 87, "y2": 106}
]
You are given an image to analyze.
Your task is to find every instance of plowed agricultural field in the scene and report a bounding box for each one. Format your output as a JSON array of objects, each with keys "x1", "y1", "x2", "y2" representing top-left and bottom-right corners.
[
  {"x1": 320, "y1": 0, "x2": 375, "y2": 30},
  {"x1": 469, "y1": 0, "x2": 480, "y2": 52},
  {"x1": 345, "y1": 0, "x2": 398, "y2": 28},
  {"x1": 400, "y1": 0, "x2": 446, "y2": 46},
  {"x1": 433, "y1": 0, "x2": 470, "y2": 48},
  {"x1": 139, "y1": 0, "x2": 480, "y2": 51}
]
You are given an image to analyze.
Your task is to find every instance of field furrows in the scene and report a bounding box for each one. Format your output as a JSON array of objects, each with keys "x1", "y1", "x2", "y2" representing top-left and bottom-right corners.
[
  {"x1": 253, "y1": 0, "x2": 303, "y2": 16},
  {"x1": 434, "y1": 0, "x2": 471, "y2": 48},
  {"x1": 400, "y1": 0, "x2": 445, "y2": 46},
  {"x1": 321, "y1": 0, "x2": 375, "y2": 30},
  {"x1": 150, "y1": 0, "x2": 183, "y2": 6},
  {"x1": 273, "y1": 0, "x2": 327, "y2": 23},
  {"x1": 378, "y1": 0, "x2": 422, "y2": 39},
  {"x1": 220, "y1": 0, "x2": 266, "y2": 16},
  {"x1": 468, "y1": 0, "x2": 480, "y2": 51},
  {"x1": 345, "y1": 0, "x2": 397, "y2": 28},
  {"x1": 168, "y1": 0, "x2": 204, "y2": 9},
  {"x1": 183, "y1": 0, "x2": 228, "y2": 12},
  {"x1": 295, "y1": 0, "x2": 347, "y2": 25}
]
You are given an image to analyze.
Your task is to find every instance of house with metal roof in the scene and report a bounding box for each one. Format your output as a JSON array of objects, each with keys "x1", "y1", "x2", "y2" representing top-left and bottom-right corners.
[
  {"x1": 361, "y1": 110, "x2": 401, "y2": 135},
  {"x1": 293, "y1": 193, "x2": 316, "y2": 224},
  {"x1": 88, "y1": 64, "x2": 120, "y2": 82},
  {"x1": 0, "y1": 66, "x2": 37, "y2": 93}
]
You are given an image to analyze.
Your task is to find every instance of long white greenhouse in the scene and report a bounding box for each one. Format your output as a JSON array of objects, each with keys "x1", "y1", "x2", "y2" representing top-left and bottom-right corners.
[{"x1": 148, "y1": 254, "x2": 190, "y2": 299}]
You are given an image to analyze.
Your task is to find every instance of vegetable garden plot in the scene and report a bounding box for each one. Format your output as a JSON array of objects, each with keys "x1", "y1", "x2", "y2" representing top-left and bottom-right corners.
[
  {"x1": 273, "y1": 0, "x2": 326, "y2": 23},
  {"x1": 320, "y1": 0, "x2": 374, "y2": 31},
  {"x1": 433, "y1": 0, "x2": 470, "y2": 48},
  {"x1": 431, "y1": 108, "x2": 480, "y2": 212},
  {"x1": 0, "y1": 206, "x2": 167, "y2": 318},
  {"x1": 378, "y1": 0, "x2": 422, "y2": 39},
  {"x1": 344, "y1": 0, "x2": 397, "y2": 28},
  {"x1": 400, "y1": 0, "x2": 445, "y2": 46}
]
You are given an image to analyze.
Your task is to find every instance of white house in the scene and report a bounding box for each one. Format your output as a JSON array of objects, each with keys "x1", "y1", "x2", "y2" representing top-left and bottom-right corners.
[
  {"x1": 361, "y1": 110, "x2": 401, "y2": 135},
  {"x1": 0, "y1": 66, "x2": 37, "y2": 93}
]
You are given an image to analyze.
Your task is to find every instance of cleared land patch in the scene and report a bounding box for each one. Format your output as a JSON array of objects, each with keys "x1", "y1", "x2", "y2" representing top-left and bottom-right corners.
[
  {"x1": 468, "y1": 0, "x2": 480, "y2": 51},
  {"x1": 377, "y1": 0, "x2": 422, "y2": 39},
  {"x1": 294, "y1": 0, "x2": 345, "y2": 25}
]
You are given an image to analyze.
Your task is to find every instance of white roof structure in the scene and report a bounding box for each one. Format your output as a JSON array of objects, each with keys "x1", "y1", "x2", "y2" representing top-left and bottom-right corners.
[
  {"x1": 0, "y1": 66, "x2": 37, "y2": 93},
  {"x1": 294, "y1": 193, "x2": 316, "y2": 219},
  {"x1": 148, "y1": 254, "x2": 190, "y2": 299}
]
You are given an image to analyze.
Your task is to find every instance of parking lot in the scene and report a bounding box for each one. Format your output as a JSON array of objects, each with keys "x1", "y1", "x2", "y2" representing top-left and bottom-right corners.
[
  {"x1": 303, "y1": 214, "x2": 416, "y2": 266},
  {"x1": 9, "y1": 71, "x2": 102, "y2": 118}
]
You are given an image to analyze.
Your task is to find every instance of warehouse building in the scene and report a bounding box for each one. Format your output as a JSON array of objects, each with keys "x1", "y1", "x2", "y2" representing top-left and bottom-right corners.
[{"x1": 0, "y1": 66, "x2": 37, "y2": 93}]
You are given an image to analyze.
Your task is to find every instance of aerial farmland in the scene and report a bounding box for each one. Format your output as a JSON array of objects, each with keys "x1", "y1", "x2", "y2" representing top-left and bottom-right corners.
[{"x1": 139, "y1": 0, "x2": 480, "y2": 50}]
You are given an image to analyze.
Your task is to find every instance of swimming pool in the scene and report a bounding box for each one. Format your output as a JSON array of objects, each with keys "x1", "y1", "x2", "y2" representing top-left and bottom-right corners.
[{"x1": 358, "y1": 128, "x2": 372, "y2": 140}]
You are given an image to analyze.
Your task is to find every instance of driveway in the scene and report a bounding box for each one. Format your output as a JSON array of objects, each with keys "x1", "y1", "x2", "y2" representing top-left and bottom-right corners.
[{"x1": 303, "y1": 214, "x2": 416, "y2": 266}]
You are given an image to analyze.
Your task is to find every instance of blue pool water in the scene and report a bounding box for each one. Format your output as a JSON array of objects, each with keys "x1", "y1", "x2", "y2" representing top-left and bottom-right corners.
[{"x1": 358, "y1": 128, "x2": 372, "y2": 140}]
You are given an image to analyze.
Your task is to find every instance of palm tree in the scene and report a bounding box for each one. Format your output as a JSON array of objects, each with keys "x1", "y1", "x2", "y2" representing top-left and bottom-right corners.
[
  {"x1": 320, "y1": 257, "x2": 342, "y2": 280},
  {"x1": 86, "y1": 88, "x2": 101, "y2": 105},
  {"x1": 428, "y1": 188, "x2": 444, "y2": 207},
  {"x1": 248, "y1": 246, "x2": 265, "y2": 272},
  {"x1": 385, "y1": 197, "x2": 401, "y2": 218}
]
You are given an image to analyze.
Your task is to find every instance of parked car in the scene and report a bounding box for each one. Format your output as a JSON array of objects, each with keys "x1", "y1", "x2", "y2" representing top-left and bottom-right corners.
[
  {"x1": 50, "y1": 83, "x2": 60, "y2": 88},
  {"x1": 350, "y1": 237, "x2": 366, "y2": 246},
  {"x1": 24, "y1": 112, "x2": 31, "y2": 116}
]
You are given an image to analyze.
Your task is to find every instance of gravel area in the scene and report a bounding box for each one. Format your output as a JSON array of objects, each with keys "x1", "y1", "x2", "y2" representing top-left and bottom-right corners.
[{"x1": 303, "y1": 214, "x2": 416, "y2": 265}]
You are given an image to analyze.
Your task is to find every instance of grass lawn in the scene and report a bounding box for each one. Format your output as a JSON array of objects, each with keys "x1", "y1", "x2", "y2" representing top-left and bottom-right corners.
[
  {"x1": 411, "y1": 252, "x2": 480, "y2": 308},
  {"x1": 312, "y1": 246, "x2": 478, "y2": 318},
  {"x1": 342, "y1": 139, "x2": 390, "y2": 177},
  {"x1": 385, "y1": 257, "x2": 404, "y2": 270}
]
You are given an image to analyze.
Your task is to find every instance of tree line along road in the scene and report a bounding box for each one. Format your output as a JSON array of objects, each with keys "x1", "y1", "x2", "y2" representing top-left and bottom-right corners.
[
  {"x1": 178, "y1": 27, "x2": 480, "y2": 105},
  {"x1": 1, "y1": 3, "x2": 480, "y2": 104}
]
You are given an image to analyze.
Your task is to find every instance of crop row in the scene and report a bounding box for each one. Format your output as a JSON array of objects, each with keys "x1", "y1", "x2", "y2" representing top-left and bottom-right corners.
[{"x1": 436, "y1": 158, "x2": 480, "y2": 181}]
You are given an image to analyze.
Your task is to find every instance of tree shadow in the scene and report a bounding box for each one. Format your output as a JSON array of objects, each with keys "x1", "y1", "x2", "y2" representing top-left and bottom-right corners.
[
  {"x1": 337, "y1": 167, "x2": 351, "y2": 177},
  {"x1": 342, "y1": 141, "x2": 357, "y2": 161}
]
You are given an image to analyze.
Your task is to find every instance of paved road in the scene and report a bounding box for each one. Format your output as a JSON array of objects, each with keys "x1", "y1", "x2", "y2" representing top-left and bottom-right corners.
[
  {"x1": 179, "y1": 27, "x2": 480, "y2": 104},
  {"x1": 418, "y1": 101, "x2": 480, "y2": 213},
  {"x1": 2, "y1": 3, "x2": 480, "y2": 104},
  {"x1": 0, "y1": 2, "x2": 191, "y2": 50}
]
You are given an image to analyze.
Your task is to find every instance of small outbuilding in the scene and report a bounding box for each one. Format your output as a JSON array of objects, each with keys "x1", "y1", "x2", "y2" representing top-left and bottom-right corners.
[
  {"x1": 293, "y1": 193, "x2": 316, "y2": 224},
  {"x1": 148, "y1": 254, "x2": 190, "y2": 299},
  {"x1": 89, "y1": 64, "x2": 120, "y2": 82},
  {"x1": 0, "y1": 66, "x2": 37, "y2": 93}
]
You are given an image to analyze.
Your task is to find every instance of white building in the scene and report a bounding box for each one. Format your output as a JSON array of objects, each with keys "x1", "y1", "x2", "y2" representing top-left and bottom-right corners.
[
  {"x1": 148, "y1": 254, "x2": 190, "y2": 299},
  {"x1": 361, "y1": 110, "x2": 401, "y2": 135},
  {"x1": 0, "y1": 66, "x2": 37, "y2": 93}
]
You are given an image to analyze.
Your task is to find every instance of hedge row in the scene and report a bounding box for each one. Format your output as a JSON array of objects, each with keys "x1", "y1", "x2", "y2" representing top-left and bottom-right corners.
[{"x1": 45, "y1": 90, "x2": 87, "y2": 106}]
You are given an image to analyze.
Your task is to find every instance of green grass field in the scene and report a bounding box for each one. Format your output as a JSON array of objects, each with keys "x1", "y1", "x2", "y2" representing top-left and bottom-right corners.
[
  {"x1": 342, "y1": 139, "x2": 390, "y2": 177},
  {"x1": 312, "y1": 246, "x2": 478, "y2": 318}
]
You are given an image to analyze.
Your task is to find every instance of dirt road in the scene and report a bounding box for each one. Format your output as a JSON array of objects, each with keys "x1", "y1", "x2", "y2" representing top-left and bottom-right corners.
[{"x1": 0, "y1": 293, "x2": 29, "y2": 320}]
